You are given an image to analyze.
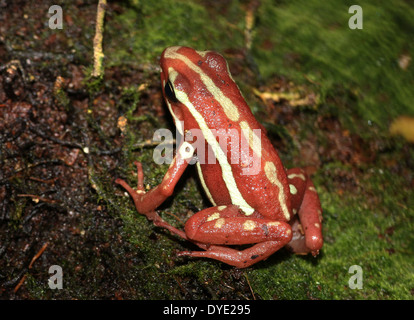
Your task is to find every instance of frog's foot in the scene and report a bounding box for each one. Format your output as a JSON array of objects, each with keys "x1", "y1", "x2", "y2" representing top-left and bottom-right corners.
[
  {"x1": 178, "y1": 241, "x2": 289, "y2": 268},
  {"x1": 116, "y1": 160, "x2": 187, "y2": 234},
  {"x1": 116, "y1": 142, "x2": 193, "y2": 214},
  {"x1": 116, "y1": 161, "x2": 210, "y2": 250},
  {"x1": 285, "y1": 216, "x2": 314, "y2": 255}
]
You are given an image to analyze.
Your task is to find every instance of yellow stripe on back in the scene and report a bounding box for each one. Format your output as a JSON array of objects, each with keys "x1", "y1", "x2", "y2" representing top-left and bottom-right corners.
[
  {"x1": 168, "y1": 68, "x2": 255, "y2": 216},
  {"x1": 164, "y1": 47, "x2": 240, "y2": 122}
]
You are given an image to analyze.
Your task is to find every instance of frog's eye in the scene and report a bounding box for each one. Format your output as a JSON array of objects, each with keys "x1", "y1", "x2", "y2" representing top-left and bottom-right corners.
[{"x1": 164, "y1": 80, "x2": 178, "y2": 103}]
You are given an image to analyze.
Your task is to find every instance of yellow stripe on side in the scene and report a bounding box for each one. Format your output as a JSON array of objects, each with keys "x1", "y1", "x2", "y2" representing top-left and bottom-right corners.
[
  {"x1": 163, "y1": 76, "x2": 184, "y2": 135},
  {"x1": 287, "y1": 173, "x2": 306, "y2": 181},
  {"x1": 239, "y1": 120, "x2": 262, "y2": 158},
  {"x1": 196, "y1": 162, "x2": 216, "y2": 206},
  {"x1": 264, "y1": 161, "x2": 290, "y2": 220},
  {"x1": 168, "y1": 68, "x2": 255, "y2": 216}
]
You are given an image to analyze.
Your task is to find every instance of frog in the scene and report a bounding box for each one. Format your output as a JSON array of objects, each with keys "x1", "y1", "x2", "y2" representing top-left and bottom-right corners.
[{"x1": 115, "y1": 46, "x2": 323, "y2": 268}]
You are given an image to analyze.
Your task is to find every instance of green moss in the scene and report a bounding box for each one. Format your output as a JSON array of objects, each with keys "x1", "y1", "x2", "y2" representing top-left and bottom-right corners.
[
  {"x1": 106, "y1": 0, "x2": 245, "y2": 67},
  {"x1": 53, "y1": 86, "x2": 70, "y2": 110},
  {"x1": 82, "y1": 65, "x2": 104, "y2": 95},
  {"x1": 253, "y1": 0, "x2": 414, "y2": 128},
  {"x1": 25, "y1": 273, "x2": 48, "y2": 299},
  {"x1": 249, "y1": 167, "x2": 414, "y2": 299}
]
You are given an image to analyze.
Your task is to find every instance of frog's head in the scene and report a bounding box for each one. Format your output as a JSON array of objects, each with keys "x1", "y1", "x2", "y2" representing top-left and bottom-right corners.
[{"x1": 160, "y1": 46, "x2": 245, "y2": 135}]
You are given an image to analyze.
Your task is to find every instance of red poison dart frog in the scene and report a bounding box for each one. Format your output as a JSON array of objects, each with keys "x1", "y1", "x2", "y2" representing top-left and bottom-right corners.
[{"x1": 116, "y1": 46, "x2": 323, "y2": 268}]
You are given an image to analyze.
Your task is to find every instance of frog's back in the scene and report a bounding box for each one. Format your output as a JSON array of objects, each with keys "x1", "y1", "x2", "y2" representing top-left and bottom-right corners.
[{"x1": 161, "y1": 46, "x2": 292, "y2": 221}]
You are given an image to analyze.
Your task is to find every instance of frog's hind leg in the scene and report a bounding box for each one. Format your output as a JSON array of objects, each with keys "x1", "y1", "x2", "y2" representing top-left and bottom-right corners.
[
  {"x1": 178, "y1": 205, "x2": 293, "y2": 268},
  {"x1": 178, "y1": 241, "x2": 291, "y2": 268},
  {"x1": 286, "y1": 168, "x2": 323, "y2": 256}
]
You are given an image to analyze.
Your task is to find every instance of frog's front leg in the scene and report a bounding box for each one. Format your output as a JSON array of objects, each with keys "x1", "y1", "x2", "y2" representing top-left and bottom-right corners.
[
  {"x1": 286, "y1": 168, "x2": 323, "y2": 256},
  {"x1": 115, "y1": 142, "x2": 196, "y2": 242},
  {"x1": 178, "y1": 205, "x2": 293, "y2": 268}
]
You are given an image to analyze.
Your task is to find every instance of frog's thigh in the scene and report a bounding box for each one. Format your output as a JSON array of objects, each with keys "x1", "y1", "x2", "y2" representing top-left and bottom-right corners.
[{"x1": 184, "y1": 205, "x2": 292, "y2": 246}]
